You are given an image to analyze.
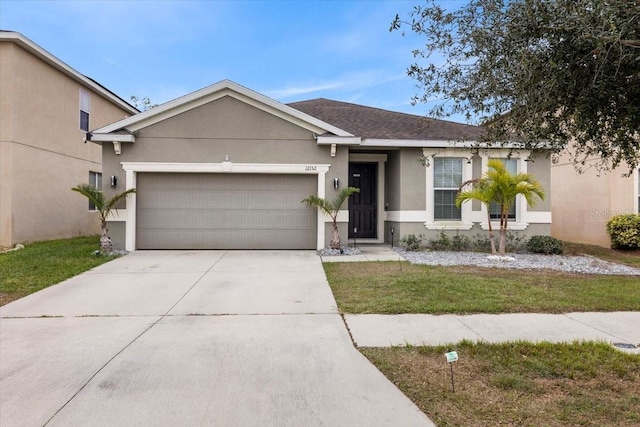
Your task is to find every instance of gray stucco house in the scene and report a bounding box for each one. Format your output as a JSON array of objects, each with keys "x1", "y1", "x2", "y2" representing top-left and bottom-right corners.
[{"x1": 90, "y1": 80, "x2": 551, "y2": 251}]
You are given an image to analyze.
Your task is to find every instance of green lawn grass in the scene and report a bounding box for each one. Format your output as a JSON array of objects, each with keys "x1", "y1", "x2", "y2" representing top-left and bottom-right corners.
[
  {"x1": 0, "y1": 236, "x2": 119, "y2": 306},
  {"x1": 563, "y1": 242, "x2": 640, "y2": 268},
  {"x1": 324, "y1": 262, "x2": 640, "y2": 314},
  {"x1": 362, "y1": 341, "x2": 640, "y2": 427}
]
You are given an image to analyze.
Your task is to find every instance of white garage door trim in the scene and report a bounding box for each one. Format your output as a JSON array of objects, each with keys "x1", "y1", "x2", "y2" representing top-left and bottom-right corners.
[{"x1": 121, "y1": 162, "x2": 331, "y2": 251}]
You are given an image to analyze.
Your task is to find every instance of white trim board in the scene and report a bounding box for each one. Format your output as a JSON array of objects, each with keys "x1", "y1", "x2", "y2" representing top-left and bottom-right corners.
[{"x1": 119, "y1": 162, "x2": 331, "y2": 251}]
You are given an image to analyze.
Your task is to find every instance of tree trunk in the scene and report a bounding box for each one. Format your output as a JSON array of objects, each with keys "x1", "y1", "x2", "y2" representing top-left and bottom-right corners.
[
  {"x1": 100, "y1": 220, "x2": 113, "y2": 253},
  {"x1": 330, "y1": 222, "x2": 341, "y2": 249},
  {"x1": 486, "y1": 211, "x2": 497, "y2": 255},
  {"x1": 498, "y1": 208, "x2": 507, "y2": 256}
]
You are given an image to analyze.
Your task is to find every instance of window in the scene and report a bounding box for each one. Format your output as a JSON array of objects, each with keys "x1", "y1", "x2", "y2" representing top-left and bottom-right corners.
[
  {"x1": 489, "y1": 158, "x2": 517, "y2": 220},
  {"x1": 637, "y1": 169, "x2": 640, "y2": 213},
  {"x1": 88, "y1": 171, "x2": 102, "y2": 211},
  {"x1": 434, "y1": 157, "x2": 463, "y2": 220},
  {"x1": 80, "y1": 89, "x2": 90, "y2": 132}
]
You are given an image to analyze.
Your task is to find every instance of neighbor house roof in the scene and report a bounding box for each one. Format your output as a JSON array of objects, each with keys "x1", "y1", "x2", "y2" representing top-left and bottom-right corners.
[
  {"x1": 0, "y1": 30, "x2": 138, "y2": 115},
  {"x1": 288, "y1": 98, "x2": 483, "y2": 142}
]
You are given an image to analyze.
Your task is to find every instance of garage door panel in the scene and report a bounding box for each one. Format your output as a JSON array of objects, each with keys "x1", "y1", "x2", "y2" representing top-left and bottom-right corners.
[{"x1": 136, "y1": 173, "x2": 316, "y2": 249}]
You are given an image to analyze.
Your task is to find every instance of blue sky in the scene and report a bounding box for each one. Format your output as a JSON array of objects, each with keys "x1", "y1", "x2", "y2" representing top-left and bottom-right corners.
[{"x1": 1, "y1": 0, "x2": 466, "y2": 121}]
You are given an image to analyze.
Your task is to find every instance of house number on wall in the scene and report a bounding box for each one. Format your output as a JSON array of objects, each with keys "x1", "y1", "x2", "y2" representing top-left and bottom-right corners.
[{"x1": 305, "y1": 166, "x2": 317, "y2": 171}]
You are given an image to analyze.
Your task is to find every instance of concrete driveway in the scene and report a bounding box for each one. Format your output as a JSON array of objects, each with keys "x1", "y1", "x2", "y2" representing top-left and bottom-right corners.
[{"x1": 0, "y1": 251, "x2": 433, "y2": 427}]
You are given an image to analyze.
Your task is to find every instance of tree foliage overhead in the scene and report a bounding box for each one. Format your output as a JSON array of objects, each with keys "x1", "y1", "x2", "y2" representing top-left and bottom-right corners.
[{"x1": 392, "y1": 0, "x2": 640, "y2": 172}]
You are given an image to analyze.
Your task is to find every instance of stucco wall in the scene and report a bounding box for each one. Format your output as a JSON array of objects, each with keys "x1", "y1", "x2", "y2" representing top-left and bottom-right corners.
[
  {"x1": 101, "y1": 96, "x2": 349, "y2": 249},
  {"x1": 0, "y1": 41, "x2": 133, "y2": 247},
  {"x1": 551, "y1": 154, "x2": 636, "y2": 247}
]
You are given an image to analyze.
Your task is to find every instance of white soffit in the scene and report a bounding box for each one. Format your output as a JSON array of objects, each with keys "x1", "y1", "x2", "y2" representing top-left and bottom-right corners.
[{"x1": 92, "y1": 80, "x2": 354, "y2": 137}]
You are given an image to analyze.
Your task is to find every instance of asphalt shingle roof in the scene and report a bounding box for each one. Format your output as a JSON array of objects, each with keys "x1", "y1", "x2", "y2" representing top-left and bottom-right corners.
[{"x1": 288, "y1": 98, "x2": 483, "y2": 141}]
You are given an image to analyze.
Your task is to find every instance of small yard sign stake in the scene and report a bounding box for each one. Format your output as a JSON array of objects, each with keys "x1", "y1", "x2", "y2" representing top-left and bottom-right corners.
[{"x1": 445, "y1": 351, "x2": 458, "y2": 392}]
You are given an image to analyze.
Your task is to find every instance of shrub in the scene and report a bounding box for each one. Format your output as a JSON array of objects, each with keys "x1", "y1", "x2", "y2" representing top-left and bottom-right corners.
[
  {"x1": 606, "y1": 214, "x2": 640, "y2": 249},
  {"x1": 428, "y1": 231, "x2": 450, "y2": 251},
  {"x1": 471, "y1": 232, "x2": 526, "y2": 253},
  {"x1": 527, "y1": 235, "x2": 564, "y2": 254},
  {"x1": 400, "y1": 233, "x2": 424, "y2": 251}
]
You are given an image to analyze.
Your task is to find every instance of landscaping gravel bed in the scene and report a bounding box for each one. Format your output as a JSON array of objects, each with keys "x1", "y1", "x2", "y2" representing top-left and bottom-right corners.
[
  {"x1": 394, "y1": 248, "x2": 640, "y2": 275},
  {"x1": 319, "y1": 247, "x2": 362, "y2": 257}
]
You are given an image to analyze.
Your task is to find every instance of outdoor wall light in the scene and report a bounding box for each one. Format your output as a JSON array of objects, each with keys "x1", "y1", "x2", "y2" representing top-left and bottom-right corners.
[
  {"x1": 110, "y1": 176, "x2": 117, "y2": 188},
  {"x1": 333, "y1": 177, "x2": 340, "y2": 190}
]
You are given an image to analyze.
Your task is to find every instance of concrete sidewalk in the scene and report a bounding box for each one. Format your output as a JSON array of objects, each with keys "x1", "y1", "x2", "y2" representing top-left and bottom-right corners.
[
  {"x1": 0, "y1": 250, "x2": 434, "y2": 427},
  {"x1": 345, "y1": 312, "x2": 640, "y2": 353}
]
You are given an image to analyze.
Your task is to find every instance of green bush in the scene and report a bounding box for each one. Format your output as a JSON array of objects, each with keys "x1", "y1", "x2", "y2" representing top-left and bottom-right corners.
[
  {"x1": 606, "y1": 214, "x2": 640, "y2": 249},
  {"x1": 428, "y1": 231, "x2": 450, "y2": 251},
  {"x1": 400, "y1": 233, "x2": 423, "y2": 251},
  {"x1": 527, "y1": 235, "x2": 564, "y2": 254}
]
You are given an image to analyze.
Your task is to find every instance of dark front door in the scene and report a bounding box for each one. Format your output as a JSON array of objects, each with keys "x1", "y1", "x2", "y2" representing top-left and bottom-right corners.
[{"x1": 348, "y1": 163, "x2": 377, "y2": 238}]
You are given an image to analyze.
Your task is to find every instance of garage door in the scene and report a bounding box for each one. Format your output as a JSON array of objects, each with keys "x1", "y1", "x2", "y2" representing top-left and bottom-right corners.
[{"x1": 136, "y1": 173, "x2": 317, "y2": 249}]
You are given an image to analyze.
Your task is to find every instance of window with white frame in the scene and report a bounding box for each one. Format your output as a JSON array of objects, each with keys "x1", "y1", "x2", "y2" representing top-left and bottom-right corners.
[
  {"x1": 88, "y1": 171, "x2": 102, "y2": 211},
  {"x1": 489, "y1": 158, "x2": 517, "y2": 220},
  {"x1": 637, "y1": 169, "x2": 639, "y2": 213},
  {"x1": 80, "y1": 89, "x2": 90, "y2": 132},
  {"x1": 433, "y1": 157, "x2": 463, "y2": 220}
]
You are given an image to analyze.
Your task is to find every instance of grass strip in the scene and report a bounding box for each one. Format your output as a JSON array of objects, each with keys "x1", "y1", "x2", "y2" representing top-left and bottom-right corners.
[
  {"x1": 324, "y1": 262, "x2": 640, "y2": 314},
  {"x1": 362, "y1": 341, "x2": 640, "y2": 427},
  {"x1": 0, "y1": 236, "x2": 119, "y2": 306}
]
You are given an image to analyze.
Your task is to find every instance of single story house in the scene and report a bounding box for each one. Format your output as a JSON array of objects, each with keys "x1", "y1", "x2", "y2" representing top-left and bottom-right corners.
[
  {"x1": 0, "y1": 31, "x2": 138, "y2": 248},
  {"x1": 90, "y1": 80, "x2": 551, "y2": 251}
]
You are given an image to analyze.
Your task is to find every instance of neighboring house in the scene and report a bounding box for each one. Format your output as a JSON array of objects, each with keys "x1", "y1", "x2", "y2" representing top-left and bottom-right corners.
[
  {"x1": 90, "y1": 80, "x2": 552, "y2": 251},
  {"x1": 0, "y1": 31, "x2": 138, "y2": 248},
  {"x1": 551, "y1": 154, "x2": 639, "y2": 247}
]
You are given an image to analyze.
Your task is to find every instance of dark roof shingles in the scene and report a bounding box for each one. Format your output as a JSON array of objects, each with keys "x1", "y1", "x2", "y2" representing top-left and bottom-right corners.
[{"x1": 288, "y1": 98, "x2": 482, "y2": 141}]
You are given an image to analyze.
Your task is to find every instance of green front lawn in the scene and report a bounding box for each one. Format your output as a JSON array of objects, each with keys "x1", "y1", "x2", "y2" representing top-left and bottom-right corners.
[
  {"x1": 0, "y1": 236, "x2": 119, "y2": 306},
  {"x1": 363, "y1": 341, "x2": 640, "y2": 427},
  {"x1": 324, "y1": 262, "x2": 640, "y2": 314}
]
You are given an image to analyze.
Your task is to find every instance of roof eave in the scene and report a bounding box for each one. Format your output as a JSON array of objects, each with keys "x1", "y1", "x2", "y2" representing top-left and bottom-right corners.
[{"x1": 92, "y1": 80, "x2": 354, "y2": 138}]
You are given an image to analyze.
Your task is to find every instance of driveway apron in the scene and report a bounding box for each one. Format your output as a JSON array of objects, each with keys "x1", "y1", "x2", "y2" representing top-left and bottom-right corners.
[{"x1": 0, "y1": 250, "x2": 433, "y2": 426}]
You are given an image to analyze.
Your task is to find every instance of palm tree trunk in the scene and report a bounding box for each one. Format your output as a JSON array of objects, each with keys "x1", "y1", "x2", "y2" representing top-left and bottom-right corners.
[
  {"x1": 486, "y1": 211, "x2": 497, "y2": 255},
  {"x1": 330, "y1": 221, "x2": 341, "y2": 249},
  {"x1": 100, "y1": 219, "x2": 113, "y2": 253},
  {"x1": 498, "y1": 208, "x2": 507, "y2": 256}
]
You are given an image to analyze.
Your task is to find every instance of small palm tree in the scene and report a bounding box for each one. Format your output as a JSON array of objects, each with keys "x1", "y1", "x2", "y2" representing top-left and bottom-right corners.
[
  {"x1": 71, "y1": 184, "x2": 136, "y2": 253},
  {"x1": 456, "y1": 178, "x2": 498, "y2": 255},
  {"x1": 302, "y1": 187, "x2": 360, "y2": 249},
  {"x1": 456, "y1": 159, "x2": 544, "y2": 256}
]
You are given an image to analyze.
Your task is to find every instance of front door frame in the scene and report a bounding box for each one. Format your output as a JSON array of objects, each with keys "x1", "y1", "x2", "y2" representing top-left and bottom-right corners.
[{"x1": 348, "y1": 153, "x2": 387, "y2": 243}]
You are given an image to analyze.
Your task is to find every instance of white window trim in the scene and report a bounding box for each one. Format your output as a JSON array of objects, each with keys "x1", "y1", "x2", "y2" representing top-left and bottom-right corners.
[
  {"x1": 477, "y1": 151, "x2": 531, "y2": 230},
  {"x1": 80, "y1": 89, "x2": 90, "y2": 132},
  {"x1": 423, "y1": 148, "x2": 473, "y2": 230},
  {"x1": 119, "y1": 162, "x2": 331, "y2": 251}
]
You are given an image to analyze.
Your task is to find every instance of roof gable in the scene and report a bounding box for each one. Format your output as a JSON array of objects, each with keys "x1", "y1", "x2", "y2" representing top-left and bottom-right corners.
[
  {"x1": 288, "y1": 98, "x2": 483, "y2": 141},
  {"x1": 92, "y1": 80, "x2": 353, "y2": 139}
]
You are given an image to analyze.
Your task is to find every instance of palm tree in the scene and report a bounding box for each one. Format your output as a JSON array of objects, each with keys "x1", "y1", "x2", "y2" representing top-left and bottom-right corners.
[
  {"x1": 302, "y1": 187, "x2": 360, "y2": 249},
  {"x1": 71, "y1": 184, "x2": 136, "y2": 253},
  {"x1": 456, "y1": 159, "x2": 545, "y2": 256},
  {"x1": 456, "y1": 178, "x2": 498, "y2": 255}
]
